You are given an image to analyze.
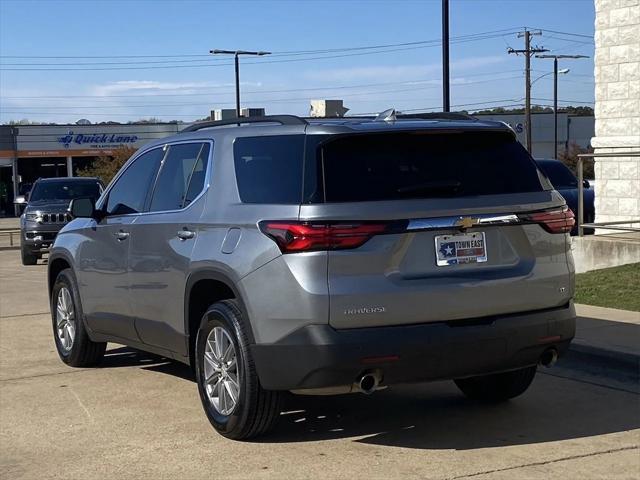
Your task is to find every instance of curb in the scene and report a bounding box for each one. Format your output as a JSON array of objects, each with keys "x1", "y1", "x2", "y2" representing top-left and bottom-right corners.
[{"x1": 570, "y1": 340, "x2": 640, "y2": 370}]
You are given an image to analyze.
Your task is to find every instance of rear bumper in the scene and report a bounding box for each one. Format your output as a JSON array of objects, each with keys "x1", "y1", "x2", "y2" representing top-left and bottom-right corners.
[{"x1": 251, "y1": 302, "x2": 576, "y2": 391}]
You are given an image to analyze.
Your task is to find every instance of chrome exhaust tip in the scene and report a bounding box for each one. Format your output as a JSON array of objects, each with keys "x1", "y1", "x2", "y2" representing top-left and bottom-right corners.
[
  {"x1": 540, "y1": 348, "x2": 559, "y2": 368},
  {"x1": 356, "y1": 372, "x2": 382, "y2": 395}
]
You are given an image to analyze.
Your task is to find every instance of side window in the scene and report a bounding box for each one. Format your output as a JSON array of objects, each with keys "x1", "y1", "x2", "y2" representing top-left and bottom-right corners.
[
  {"x1": 233, "y1": 135, "x2": 304, "y2": 204},
  {"x1": 148, "y1": 142, "x2": 210, "y2": 212},
  {"x1": 106, "y1": 148, "x2": 164, "y2": 215}
]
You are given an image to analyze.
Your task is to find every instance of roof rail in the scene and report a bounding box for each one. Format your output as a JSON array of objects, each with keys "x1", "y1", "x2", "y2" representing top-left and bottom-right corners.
[
  {"x1": 181, "y1": 115, "x2": 308, "y2": 133},
  {"x1": 396, "y1": 112, "x2": 476, "y2": 121}
]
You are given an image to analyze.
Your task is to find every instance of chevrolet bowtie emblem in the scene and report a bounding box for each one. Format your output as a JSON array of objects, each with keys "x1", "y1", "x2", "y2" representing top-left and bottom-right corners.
[{"x1": 455, "y1": 217, "x2": 478, "y2": 230}]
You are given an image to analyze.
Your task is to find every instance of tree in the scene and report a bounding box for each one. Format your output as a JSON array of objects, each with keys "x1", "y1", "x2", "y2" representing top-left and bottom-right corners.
[
  {"x1": 563, "y1": 106, "x2": 594, "y2": 116},
  {"x1": 129, "y1": 117, "x2": 163, "y2": 124},
  {"x1": 472, "y1": 105, "x2": 593, "y2": 116},
  {"x1": 472, "y1": 106, "x2": 554, "y2": 115},
  {"x1": 558, "y1": 141, "x2": 595, "y2": 179},
  {"x1": 77, "y1": 146, "x2": 137, "y2": 185}
]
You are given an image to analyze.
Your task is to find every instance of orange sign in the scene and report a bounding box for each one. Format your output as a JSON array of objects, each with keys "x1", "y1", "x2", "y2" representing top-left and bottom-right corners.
[{"x1": 15, "y1": 149, "x2": 116, "y2": 158}]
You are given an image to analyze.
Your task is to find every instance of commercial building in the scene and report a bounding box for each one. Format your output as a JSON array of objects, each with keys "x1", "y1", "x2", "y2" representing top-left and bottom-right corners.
[
  {"x1": 0, "y1": 123, "x2": 181, "y2": 216},
  {"x1": 471, "y1": 112, "x2": 594, "y2": 159},
  {"x1": 591, "y1": 0, "x2": 639, "y2": 225}
]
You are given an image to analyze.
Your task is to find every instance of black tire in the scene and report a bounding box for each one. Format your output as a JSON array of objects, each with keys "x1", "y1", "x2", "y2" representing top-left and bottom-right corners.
[
  {"x1": 454, "y1": 366, "x2": 537, "y2": 403},
  {"x1": 21, "y1": 247, "x2": 38, "y2": 266},
  {"x1": 51, "y1": 268, "x2": 106, "y2": 367},
  {"x1": 195, "y1": 299, "x2": 282, "y2": 440}
]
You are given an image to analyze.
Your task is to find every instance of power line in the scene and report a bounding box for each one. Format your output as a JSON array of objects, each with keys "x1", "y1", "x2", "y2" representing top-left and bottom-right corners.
[
  {"x1": 0, "y1": 73, "x2": 594, "y2": 102},
  {"x1": 0, "y1": 70, "x2": 529, "y2": 100},
  {"x1": 1, "y1": 100, "x2": 595, "y2": 120},
  {"x1": 0, "y1": 45, "x2": 434, "y2": 71},
  {"x1": 351, "y1": 99, "x2": 526, "y2": 115},
  {"x1": 352, "y1": 99, "x2": 592, "y2": 117},
  {"x1": 0, "y1": 28, "x2": 521, "y2": 60},
  {"x1": 535, "y1": 28, "x2": 594, "y2": 39},
  {"x1": 532, "y1": 97, "x2": 594, "y2": 104},
  {"x1": 0, "y1": 30, "x2": 520, "y2": 71},
  {"x1": 544, "y1": 35, "x2": 594, "y2": 45},
  {"x1": 0, "y1": 76, "x2": 532, "y2": 110},
  {"x1": 1, "y1": 97, "x2": 522, "y2": 115}
]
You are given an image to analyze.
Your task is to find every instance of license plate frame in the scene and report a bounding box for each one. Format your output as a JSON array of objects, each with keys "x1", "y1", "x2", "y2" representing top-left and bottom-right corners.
[{"x1": 435, "y1": 231, "x2": 487, "y2": 267}]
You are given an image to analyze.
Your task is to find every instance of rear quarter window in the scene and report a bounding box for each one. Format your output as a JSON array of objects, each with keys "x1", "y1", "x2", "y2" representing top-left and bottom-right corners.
[{"x1": 233, "y1": 135, "x2": 305, "y2": 204}]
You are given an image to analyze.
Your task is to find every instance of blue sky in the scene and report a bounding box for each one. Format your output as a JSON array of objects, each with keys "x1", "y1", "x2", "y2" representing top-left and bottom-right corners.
[{"x1": 0, "y1": 0, "x2": 596, "y2": 124}]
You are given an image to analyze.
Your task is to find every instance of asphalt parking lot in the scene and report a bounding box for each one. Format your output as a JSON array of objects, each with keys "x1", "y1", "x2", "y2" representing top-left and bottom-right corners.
[{"x1": 1, "y1": 249, "x2": 639, "y2": 479}]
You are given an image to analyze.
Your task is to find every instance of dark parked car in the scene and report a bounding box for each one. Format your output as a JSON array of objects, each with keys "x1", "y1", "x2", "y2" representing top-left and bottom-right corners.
[
  {"x1": 535, "y1": 158, "x2": 595, "y2": 235},
  {"x1": 49, "y1": 114, "x2": 576, "y2": 440},
  {"x1": 20, "y1": 177, "x2": 103, "y2": 265}
]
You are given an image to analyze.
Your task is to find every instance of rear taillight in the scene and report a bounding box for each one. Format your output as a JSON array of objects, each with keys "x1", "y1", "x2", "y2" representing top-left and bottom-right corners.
[
  {"x1": 519, "y1": 206, "x2": 575, "y2": 234},
  {"x1": 259, "y1": 221, "x2": 391, "y2": 253}
]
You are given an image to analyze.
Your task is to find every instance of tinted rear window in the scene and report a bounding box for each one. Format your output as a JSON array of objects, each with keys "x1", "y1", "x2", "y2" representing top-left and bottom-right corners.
[
  {"x1": 320, "y1": 131, "x2": 546, "y2": 202},
  {"x1": 234, "y1": 135, "x2": 304, "y2": 204}
]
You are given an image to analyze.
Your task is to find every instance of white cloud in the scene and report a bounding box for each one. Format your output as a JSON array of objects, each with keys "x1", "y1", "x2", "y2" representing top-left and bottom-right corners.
[
  {"x1": 304, "y1": 55, "x2": 507, "y2": 82},
  {"x1": 90, "y1": 80, "x2": 262, "y2": 96}
]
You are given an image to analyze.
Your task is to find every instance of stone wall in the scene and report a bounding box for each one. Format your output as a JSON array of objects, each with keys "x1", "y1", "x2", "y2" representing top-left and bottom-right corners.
[
  {"x1": 592, "y1": 0, "x2": 640, "y2": 226},
  {"x1": 572, "y1": 234, "x2": 640, "y2": 272}
]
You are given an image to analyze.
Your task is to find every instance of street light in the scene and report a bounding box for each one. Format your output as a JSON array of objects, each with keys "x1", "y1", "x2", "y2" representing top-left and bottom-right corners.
[
  {"x1": 531, "y1": 68, "x2": 570, "y2": 85},
  {"x1": 210, "y1": 49, "x2": 272, "y2": 117},
  {"x1": 535, "y1": 54, "x2": 589, "y2": 158}
]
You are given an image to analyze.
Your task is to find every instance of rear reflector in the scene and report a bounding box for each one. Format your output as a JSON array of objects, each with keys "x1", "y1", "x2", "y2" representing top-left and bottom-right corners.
[
  {"x1": 361, "y1": 355, "x2": 400, "y2": 364},
  {"x1": 519, "y1": 206, "x2": 575, "y2": 234},
  {"x1": 259, "y1": 221, "x2": 390, "y2": 253}
]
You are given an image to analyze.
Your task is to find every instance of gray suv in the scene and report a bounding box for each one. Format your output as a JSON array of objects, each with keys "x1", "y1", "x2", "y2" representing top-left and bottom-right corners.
[{"x1": 48, "y1": 114, "x2": 576, "y2": 440}]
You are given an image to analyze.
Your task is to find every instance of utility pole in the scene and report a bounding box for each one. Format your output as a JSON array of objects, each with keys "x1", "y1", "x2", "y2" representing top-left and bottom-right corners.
[
  {"x1": 210, "y1": 49, "x2": 271, "y2": 117},
  {"x1": 535, "y1": 54, "x2": 589, "y2": 158},
  {"x1": 508, "y1": 29, "x2": 548, "y2": 154},
  {"x1": 442, "y1": 0, "x2": 450, "y2": 112}
]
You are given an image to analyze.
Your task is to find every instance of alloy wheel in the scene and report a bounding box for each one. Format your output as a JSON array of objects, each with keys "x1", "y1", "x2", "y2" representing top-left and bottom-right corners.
[
  {"x1": 203, "y1": 327, "x2": 240, "y2": 416},
  {"x1": 56, "y1": 287, "x2": 76, "y2": 352}
]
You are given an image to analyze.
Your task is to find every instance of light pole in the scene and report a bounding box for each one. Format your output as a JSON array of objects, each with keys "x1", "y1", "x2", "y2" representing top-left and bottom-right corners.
[
  {"x1": 210, "y1": 49, "x2": 271, "y2": 117},
  {"x1": 442, "y1": 0, "x2": 450, "y2": 112},
  {"x1": 535, "y1": 54, "x2": 589, "y2": 158}
]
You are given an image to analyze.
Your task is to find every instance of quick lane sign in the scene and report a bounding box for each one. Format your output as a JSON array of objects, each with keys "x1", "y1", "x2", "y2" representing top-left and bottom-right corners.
[
  {"x1": 57, "y1": 131, "x2": 139, "y2": 149},
  {"x1": 14, "y1": 124, "x2": 181, "y2": 154}
]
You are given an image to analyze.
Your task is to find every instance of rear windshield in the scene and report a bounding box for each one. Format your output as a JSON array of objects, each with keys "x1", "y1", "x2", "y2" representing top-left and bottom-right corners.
[{"x1": 319, "y1": 131, "x2": 547, "y2": 202}]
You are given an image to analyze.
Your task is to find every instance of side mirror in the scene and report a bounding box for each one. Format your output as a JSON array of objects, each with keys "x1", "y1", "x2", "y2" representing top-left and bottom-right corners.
[
  {"x1": 583, "y1": 179, "x2": 591, "y2": 189},
  {"x1": 69, "y1": 197, "x2": 96, "y2": 218},
  {"x1": 14, "y1": 195, "x2": 27, "y2": 205}
]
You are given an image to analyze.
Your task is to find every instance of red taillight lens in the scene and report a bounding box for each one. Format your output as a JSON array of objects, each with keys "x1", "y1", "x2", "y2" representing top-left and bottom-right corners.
[
  {"x1": 259, "y1": 221, "x2": 390, "y2": 253},
  {"x1": 520, "y1": 206, "x2": 575, "y2": 234}
]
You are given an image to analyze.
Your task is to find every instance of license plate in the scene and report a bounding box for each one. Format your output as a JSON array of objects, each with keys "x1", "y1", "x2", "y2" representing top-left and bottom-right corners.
[{"x1": 435, "y1": 232, "x2": 487, "y2": 266}]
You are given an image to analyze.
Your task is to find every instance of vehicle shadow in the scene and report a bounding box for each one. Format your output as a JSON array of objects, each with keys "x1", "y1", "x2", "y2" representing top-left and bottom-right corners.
[
  {"x1": 100, "y1": 345, "x2": 639, "y2": 450},
  {"x1": 101, "y1": 345, "x2": 195, "y2": 382},
  {"x1": 267, "y1": 375, "x2": 639, "y2": 449}
]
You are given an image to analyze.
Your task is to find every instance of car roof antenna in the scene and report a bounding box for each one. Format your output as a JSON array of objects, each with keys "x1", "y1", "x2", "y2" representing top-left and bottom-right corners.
[{"x1": 374, "y1": 108, "x2": 397, "y2": 122}]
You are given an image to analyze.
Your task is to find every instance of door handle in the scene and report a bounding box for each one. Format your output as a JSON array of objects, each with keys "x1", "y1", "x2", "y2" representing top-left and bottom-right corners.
[
  {"x1": 177, "y1": 229, "x2": 195, "y2": 240},
  {"x1": 114, "y1": 230, "x2": 130, "y2": 241}
]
